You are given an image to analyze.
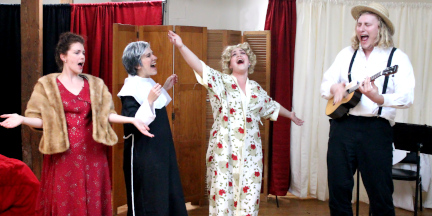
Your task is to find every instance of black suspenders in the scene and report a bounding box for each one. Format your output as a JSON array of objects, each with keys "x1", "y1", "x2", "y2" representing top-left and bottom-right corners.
[
  {"x1": 347, "y1": 47, "x2": 397, "y2": 116},
  {"x1": 348, "y1": 50, "x2": 357, "y2": 82},
  {"x1": 378, "y1": 47, "x2": 397, "y2": 115}
]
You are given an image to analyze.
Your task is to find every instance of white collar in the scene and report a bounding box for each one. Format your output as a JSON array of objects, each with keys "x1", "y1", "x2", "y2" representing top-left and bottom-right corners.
[{"x1": 117, "y1": 75, "x2": 171, "y2": 109}]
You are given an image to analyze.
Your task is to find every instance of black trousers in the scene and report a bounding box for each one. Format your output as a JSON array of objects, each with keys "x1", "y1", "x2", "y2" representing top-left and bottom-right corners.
[{"x1": 327, "y1": 115, "x2": 395, "y2": 216}]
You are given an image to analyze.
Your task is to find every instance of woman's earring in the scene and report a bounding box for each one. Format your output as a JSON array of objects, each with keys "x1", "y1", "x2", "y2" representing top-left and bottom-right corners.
[{"x1": 64, "y1": 60, "x2": 67, "y2": 63}]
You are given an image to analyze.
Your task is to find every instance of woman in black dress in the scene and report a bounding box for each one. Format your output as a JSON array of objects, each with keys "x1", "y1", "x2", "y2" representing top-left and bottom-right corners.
[{"x1": 118, "y1": 41, "x2": 187, "y2": 216}]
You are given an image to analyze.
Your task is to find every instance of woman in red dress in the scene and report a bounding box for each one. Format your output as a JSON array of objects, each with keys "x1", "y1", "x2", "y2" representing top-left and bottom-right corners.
[{"x1": 0, "y1": 32, "x2": 153, "y2": 215}]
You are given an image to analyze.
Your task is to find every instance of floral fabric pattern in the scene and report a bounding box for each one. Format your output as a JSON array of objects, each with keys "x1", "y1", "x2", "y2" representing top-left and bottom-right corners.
[{"x1": 196, "y1": 61, "x2": 279, "y2": 216}]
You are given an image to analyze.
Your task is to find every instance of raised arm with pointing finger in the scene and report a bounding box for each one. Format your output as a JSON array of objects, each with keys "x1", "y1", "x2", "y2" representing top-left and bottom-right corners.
[{"x1": 168, "y1": 30, "x2": 203, "y2": 76}]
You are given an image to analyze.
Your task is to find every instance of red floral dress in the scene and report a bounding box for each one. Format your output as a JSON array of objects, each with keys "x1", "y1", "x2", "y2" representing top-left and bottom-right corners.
[{"x1": 36, "y1": 78, "x2": 112, "y2": 216}]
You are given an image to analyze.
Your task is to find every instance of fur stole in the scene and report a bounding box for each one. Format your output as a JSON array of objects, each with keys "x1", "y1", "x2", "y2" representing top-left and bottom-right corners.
[{"x1": 25, "y1": 73, "x2": 118, "y2": 154}]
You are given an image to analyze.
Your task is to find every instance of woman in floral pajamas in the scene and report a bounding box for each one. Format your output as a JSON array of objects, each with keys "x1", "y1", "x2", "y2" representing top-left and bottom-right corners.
[{"x1": 168, "y1": 30, "x2": 304, "y2": 216}]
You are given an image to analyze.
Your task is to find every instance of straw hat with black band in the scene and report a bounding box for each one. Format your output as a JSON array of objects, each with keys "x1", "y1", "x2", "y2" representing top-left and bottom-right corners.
[{"x1": 351, "y1": 2, "x2": 394, "y2": 36}]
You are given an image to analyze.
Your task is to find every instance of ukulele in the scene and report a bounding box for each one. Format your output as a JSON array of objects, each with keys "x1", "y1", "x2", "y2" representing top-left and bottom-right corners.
[{"x1": 325, "y1": 65, "x2": 398, "y2": 119}]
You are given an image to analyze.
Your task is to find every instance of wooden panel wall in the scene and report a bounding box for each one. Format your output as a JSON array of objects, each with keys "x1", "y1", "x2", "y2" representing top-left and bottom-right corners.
[
  {"x1": 139, "y1": 25, "x2": 175, "y2": 128},
  {"x1": 112, "y1": 23, "x2": 138, "y2": 215},
  {"x1": 174, "y1": 26, "x2": 208, "y2": 205},
  {"x1": 243, "y1": 31, "x2": 271, "y2": 197}
]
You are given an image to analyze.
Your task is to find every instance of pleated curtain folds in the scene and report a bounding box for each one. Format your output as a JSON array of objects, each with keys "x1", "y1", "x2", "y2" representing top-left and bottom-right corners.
[
  {"x1": 70, "y1": 1, "x2": 163, "y2": 92},
  {"x1": 264, "y1": 0, "x2": 297, "y2": 197}
]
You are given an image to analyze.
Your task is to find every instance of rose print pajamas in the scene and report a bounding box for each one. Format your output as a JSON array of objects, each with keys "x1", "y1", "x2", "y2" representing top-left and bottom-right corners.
[{"x1": 195, "y1": 61, "x2": 280, "y2": 216}]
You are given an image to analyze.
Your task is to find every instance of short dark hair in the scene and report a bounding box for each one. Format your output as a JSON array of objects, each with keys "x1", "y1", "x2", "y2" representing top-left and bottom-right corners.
[{"x1": 55, "y1": 32, "x2": 85, "y2": 71}]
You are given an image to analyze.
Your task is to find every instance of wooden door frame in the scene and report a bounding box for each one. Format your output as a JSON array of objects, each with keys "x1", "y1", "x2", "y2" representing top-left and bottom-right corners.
[{"x1": 173, "y1": 25, "x2": 207, "y2": 205}]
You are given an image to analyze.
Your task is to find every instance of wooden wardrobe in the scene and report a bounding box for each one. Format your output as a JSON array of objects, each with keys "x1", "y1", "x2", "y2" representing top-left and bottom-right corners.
[{"x1": 111, "y1": 24, "x2": 208, "y2": 214}]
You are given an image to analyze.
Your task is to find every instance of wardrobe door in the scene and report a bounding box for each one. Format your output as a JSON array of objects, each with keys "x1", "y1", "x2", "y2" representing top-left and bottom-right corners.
[
  {"x1": 173, "y1": 26, "x2": 207, "y2": 204},
  {"x1": 112, "y1": 23, "x2": 139, "y2": 215},
  {"x1": 138, "y1": 25, "x2": 174, "y2": 127},
  {"x1": 243, "y1": 31, "x2": 272, "y2": 197}
]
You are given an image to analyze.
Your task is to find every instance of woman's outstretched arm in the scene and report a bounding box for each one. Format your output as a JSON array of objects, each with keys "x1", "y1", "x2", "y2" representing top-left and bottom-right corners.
[
  {"x1": 108, "y1": 113, "x2": 154, "y2": 137},
  {"x1": 167, "y1": 30, "x2": 203, "y2": 76},
  {"x1": 0, "y1": 114, "x2": 43, "y2": 129},
  {"x1": 278, "y1": 106, "x2": 304, "y2": 126}
]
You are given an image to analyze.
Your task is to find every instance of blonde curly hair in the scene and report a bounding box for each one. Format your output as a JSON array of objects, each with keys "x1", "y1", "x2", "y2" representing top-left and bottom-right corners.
[
  {"x1": 221, "y1": 42, "x2": 257, "y2": 75},
  {"x1": 351, "y1": 11, "x2": 394, "y2": 50}
]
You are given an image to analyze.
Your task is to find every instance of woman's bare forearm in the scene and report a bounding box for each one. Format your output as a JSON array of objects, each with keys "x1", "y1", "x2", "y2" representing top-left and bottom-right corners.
[
  {"x1": 108, "y1": 113, "x2": 134, "y2": 124},
  {"x1": 178, "y1": 45, "x2": 203, "y2": 76},
  {"x1": 23, "y1": 117, "x2": 43, "y2": 128},
  {"x1": 278, "y1": 106, "x2": 291, "y2": 119}
]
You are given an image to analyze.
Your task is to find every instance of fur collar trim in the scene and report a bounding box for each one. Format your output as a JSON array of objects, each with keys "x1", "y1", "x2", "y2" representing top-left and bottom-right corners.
[{"x1": 25, "y1": 73, "x2": 118, "y2": 154}]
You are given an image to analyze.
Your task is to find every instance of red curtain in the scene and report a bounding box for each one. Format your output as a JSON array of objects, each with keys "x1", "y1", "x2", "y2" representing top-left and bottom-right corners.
[
  {"x1": 264, "y1": 0, "x2": 297, "y2": 196},
  {"x1": 70, "y1": 1, "x2": 163, "y2": 91}
]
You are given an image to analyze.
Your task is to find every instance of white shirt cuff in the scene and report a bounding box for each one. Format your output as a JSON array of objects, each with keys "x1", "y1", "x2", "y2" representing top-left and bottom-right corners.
[
  {"x1": 194, "y1": 60, "x2": 208, "y2": 87},
  {"x1": 135, "y1": 101, "x2": 156, "y2": 125},
  {"x1": 270, "y1": 102, "x2": 281, "y2": 121}
]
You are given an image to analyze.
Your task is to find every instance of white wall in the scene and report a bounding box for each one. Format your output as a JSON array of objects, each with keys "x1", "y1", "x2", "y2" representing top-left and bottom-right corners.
[
  {"x1": 0, "y1": 0, "x2": 269, "y2": 31},
  {"x1": 167, "y1": 0, "x2": 268, "y2": 32},
  {"x1": 238, "y1": 0, "x2": 269, "y2": 31},
  {"x1": 167, "y1": 0, "x2": 238, "y2": 30}
]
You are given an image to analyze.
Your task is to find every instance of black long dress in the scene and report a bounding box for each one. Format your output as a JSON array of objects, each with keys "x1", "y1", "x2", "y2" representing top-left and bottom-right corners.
[{"x1": 121, "y1": 96, "x2": 187, "y2": 216}]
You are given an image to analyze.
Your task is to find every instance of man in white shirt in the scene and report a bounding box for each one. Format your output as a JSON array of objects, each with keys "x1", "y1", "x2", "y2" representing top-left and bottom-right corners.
[{"x1": 320, "y1": 2, "x2": 415, "y2": 215}]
